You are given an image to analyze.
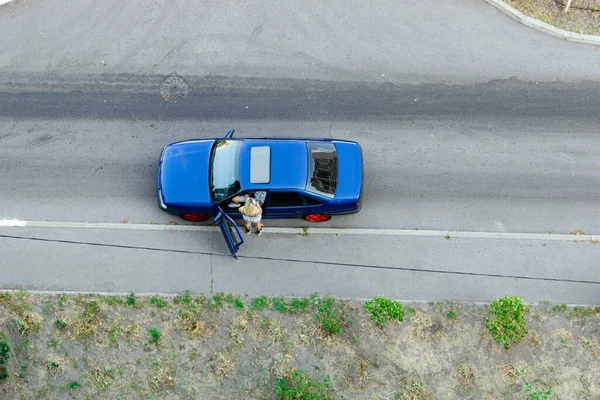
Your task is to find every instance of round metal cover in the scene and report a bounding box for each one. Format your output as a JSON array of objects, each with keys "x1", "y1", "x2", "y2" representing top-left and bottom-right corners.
[{"x1": 160, "y1": 76, "x2": 189, "y2": 103}]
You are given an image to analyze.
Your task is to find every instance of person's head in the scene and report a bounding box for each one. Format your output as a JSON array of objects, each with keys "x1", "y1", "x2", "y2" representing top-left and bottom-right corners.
[{"x1": 245, "y1": 196, "x2": 258, "y2": 213}]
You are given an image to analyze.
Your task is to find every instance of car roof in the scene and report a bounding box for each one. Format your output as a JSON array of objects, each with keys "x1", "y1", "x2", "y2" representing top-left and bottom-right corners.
[{"x1": 238, "y1": 139, "x2": 310, "y2": 191}]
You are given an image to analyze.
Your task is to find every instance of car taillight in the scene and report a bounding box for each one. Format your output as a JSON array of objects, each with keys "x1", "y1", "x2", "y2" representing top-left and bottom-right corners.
[{"x1": 182, "y1": 213, "x2": 208, "y2": 222}]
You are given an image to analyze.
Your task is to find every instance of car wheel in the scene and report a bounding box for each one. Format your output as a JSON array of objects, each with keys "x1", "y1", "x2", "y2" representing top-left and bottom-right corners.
[
  {"x1": 304, "y1": 213, "x2": 331, "y2": 223},
  {"x1": 182, "y1": 213, "x2": 209, "y2": 222}
]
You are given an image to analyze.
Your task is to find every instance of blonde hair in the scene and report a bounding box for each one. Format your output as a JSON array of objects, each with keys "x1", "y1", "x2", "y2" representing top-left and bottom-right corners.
[{"x1": 241, "y1": 197, "x2": 261, "y2": 217}]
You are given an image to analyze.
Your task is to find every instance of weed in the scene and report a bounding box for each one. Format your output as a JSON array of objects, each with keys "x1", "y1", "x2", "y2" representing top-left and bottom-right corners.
[
  {"x1": 0, "y1": 339, "x2": 10, "y2": 365},
  {"x1": 365, "y1": 296, "x2": 405, "y2": 325},
  {"x1": 275, "y1": 368, "x2": 332, "y2": 400},
  {"x1": 74, "y1": 301, "x2": 102, "y2": 338},
  {"x1": 411, "y1": 313, "x2": 443, "y2": 340},
  {"x1": 251, "y1": 295, "x2": 270, "y2": 311},
  {"x1": 408, "y1": 308, "x2": 416, "y2": 315},
  {"x1": 45, "y1": 358, "x2": 61, "y2": 372},
  {"x1": 581, "y1": 336, "x2": 600, "y2": 358},
  {"x1": 213, "y1": 351, "x2": 235, "y2": 378},
  {"x1": 570, "y1": 229, "x2": 585, "y2": 235},
  {"x1": 110, "y1": 321, "x2": 120, "y2": 347},
  {"x1": 259, "y1": 318, "x2": 283, "y2": 343},
  {"x1": 61, "y1": 381, "x2": 80, "y2": 391},
  {"x1": 486, "y1": 296, "x2": 528, "y2": 349},
  {"x1": 296, "y1": 322, "x2": 324, "y2": 346},
  {"x1": 314, "y1": 295, "x2": 347, "y2": 335},
  {"x1": 58, "y1": 293, "x2": 69, "y2": 306},
  {"x1": 235, "y1": 298, "x2": 245, "y2": 309},
  {"x1": 54, "y1": 319, "x2": 67, "y2": 330},
  {"x1": 356, "y1": 359, "x2": 371, "y2": 383},
  {"x1": 123, "y1": 323, "x2": 140, "y2": 342},
  {"x1": 0, "y1": 291, "x2": 30, "y2": 316},
  {"x1": 524, "y1": 380, "x2": 553, "y2": 400},
  {"x1": 48, "y1": 337, "x2": 60, "y2": 351},
  {"x1": 150, "y1": 297, "x2": 169, "y2": 308},
  {"x1": 148, "y1": 359, "x2": 175, "y2": 390},
  {"x1": 551, "y1": 303, "x2": 568, "y2": 313},
  {"x1": 568, "y1": 306, "x2": 600, "y2": 319},
  {"x1": 93, "y1": 366, "x2": 114, "y2": 389},
  {"x1": 167, "y1": 220, "x2": 178, "y2": 225},
  {"x1": 444, "y1": 234, "x2": 451, "y2": 239},
  {"x1": 126, "y1": 293, "x2": 136, "y2": 307},
  {"x1": 210, "y1": 292, "x2": 226, "y2": 310},
  {"x1": 500, "y1": 364, "x2": 527, "y2": 383},
  {"x1": 15, "y1": 338, "x2": 29, "y2": 355},
  {"x1": 395, "y1": 377, "x2": 430, "y2": 400},
  {"x1": 174, "y1": 290, "x2": 195, "y2": 307},
  {"x1": 290, "y1": 297, "x2": 311, "y2": 312},
  {"x1": 229, "y1": 316, "x2": 248, "y2": 347},
  {"x1": 101, "y1": 296, "x2": 124, "y2": 306},
  {"x1": 17, "y1": 314, "x2": 42, "y2": 336},
  {"x1": 272, "y1": 297, "x2": 291, "y2": 313},
  {"x1": 299, "y1": 227, "x2": 310, "y2": 236},
  {"x1": 446, "y1": 310, "x2": 456, "y2": 320},
  {"x1": 0, "y1": 338, "x2": 10, "y2": 381},
  {"x1": 429, "y1": 301, "x2": 444, "y2": 313},
  {"x1": 148, "y1": 327, "x2": 161, "y2": 346},
  {"x1": 454, "y1": 364, "x2": 474, "y2": 385}
]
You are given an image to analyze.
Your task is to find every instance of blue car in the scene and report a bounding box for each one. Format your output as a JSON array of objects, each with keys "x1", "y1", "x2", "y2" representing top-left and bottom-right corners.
[{"x1": 157, "y1": 130, "x2": 363, "y2": 257}]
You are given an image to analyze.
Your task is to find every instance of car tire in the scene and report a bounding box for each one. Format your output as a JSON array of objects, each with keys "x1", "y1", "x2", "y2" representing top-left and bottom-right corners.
[{"x1": 303, "y1": 213, "x2": 331, "y2": 223}]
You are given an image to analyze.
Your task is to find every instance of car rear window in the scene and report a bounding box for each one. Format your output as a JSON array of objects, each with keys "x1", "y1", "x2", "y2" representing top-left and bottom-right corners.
[{"x1": 305, "y1": 142, "x2": 338, "y2": 198}]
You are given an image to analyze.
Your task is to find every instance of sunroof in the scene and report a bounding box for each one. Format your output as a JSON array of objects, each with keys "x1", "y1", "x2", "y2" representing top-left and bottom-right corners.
[{"x1": 249, "y1": 146, "x2": 271, "y2": 184}]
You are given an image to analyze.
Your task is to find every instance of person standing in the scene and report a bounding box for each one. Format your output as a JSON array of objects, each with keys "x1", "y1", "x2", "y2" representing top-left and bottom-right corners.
[{"x1": 238, "y1": 194, "x2": 263, "y2": 235}]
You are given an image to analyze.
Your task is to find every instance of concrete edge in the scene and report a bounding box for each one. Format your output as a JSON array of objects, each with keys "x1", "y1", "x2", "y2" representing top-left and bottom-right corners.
[
  {"x1": 483, "y1": 0, "x2": 600, "y2": 45},
  {"x1": 0, "y1": 289, "x2": 596, "y2": 307},
  {"x1": 1, "y1": 219, "x2": 598, "y2": 242}
]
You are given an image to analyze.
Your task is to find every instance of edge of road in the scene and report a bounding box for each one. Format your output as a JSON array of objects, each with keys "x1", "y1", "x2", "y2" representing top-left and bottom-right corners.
[
  {"x1": 484, "y1": 0, "x2": 600, "y2": 45},
  {"x1": 1, "y1": 219, "x2": 599, "y2": 243},
  {"x1": 0, "y1": 289, "x2": 594, "y2": 307},
  {"x1": 1, "y1": 0, "x2": 597, "y2": 45}
]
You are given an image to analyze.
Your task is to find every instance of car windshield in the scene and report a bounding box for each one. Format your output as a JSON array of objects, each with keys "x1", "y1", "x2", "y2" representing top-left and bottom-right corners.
[
  {"x1": 306, "y1": 142, "x2": 338, "y2": 198},
  {"x1": 210, "y1": 140, "x2": 242, "y2": 201}
]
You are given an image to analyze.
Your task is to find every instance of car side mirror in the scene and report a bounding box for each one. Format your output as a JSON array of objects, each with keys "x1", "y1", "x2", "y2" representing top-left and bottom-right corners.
[{"x1": 225, "y1": 129, "x2": 235, "y2": 138}]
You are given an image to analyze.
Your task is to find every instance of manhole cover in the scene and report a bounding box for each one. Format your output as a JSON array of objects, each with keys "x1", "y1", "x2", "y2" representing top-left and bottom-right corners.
[{"x1": 160, "y1": 76, "x2": 189, "y2": 103}]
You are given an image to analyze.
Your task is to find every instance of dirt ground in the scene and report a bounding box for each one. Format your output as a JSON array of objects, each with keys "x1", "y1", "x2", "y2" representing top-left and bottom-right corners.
[
  {"x1": 505, "y1": 0, "x2": 600, "y2": 35},
  {"x1": 0, "y1": 291, "x2": 599, "y2": 399}
]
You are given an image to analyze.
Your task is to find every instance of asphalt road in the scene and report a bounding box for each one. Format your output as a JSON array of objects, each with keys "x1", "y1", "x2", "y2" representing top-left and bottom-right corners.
[
  {"x1": 1, "y1": 0, "x2": 600, "y2": 84},
  {"x1": 1, "y1": 82, "x2": 599, "y2": 234},
  {"x1": 1, "y1": 0, "x2": 599, "y2": 303}
]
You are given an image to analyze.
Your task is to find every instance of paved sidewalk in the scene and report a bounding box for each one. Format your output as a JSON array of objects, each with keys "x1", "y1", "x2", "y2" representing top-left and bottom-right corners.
[{"x1": 1, "y1": 226, "x2": 598, "y2": 304}]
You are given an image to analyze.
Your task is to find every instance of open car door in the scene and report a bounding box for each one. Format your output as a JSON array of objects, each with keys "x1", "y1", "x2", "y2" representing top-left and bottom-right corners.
[{"x1": 214, "y1": 205, "x2": 244, "y2": 258}]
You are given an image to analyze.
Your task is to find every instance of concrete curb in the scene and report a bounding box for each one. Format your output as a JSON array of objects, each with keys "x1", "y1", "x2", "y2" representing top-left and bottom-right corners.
[
  {"x1": 1, "y1": 219, "x2": 598, "y2": 243},
  {"x1": 0, "y1": 289, "x2": 595, "y2": 307},
  {"x1": 483, "y1": 0, "x2": 600, "y2": 45}
]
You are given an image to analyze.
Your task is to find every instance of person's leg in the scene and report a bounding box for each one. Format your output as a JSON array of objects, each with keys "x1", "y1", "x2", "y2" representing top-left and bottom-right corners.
[
  {"x1": 229, "y1": 195, "x2": 243, "y2": 208},
  {"x1": 244, "y1": 221, "x2": 251, "y2": 233},
  {"x1": 255, "y1": 221, "x2": 263, "y2": 235}
]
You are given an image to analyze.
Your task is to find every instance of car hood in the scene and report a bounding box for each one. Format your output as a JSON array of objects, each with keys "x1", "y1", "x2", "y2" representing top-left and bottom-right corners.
[{"x1": 159, "y1": 139, "x2": 215, "y2": 207}]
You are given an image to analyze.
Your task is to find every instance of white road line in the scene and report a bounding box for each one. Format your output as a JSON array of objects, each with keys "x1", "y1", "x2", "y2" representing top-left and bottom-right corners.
[{"x1": 0, "y1": 219, "x2": 598, "y2": 242}]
